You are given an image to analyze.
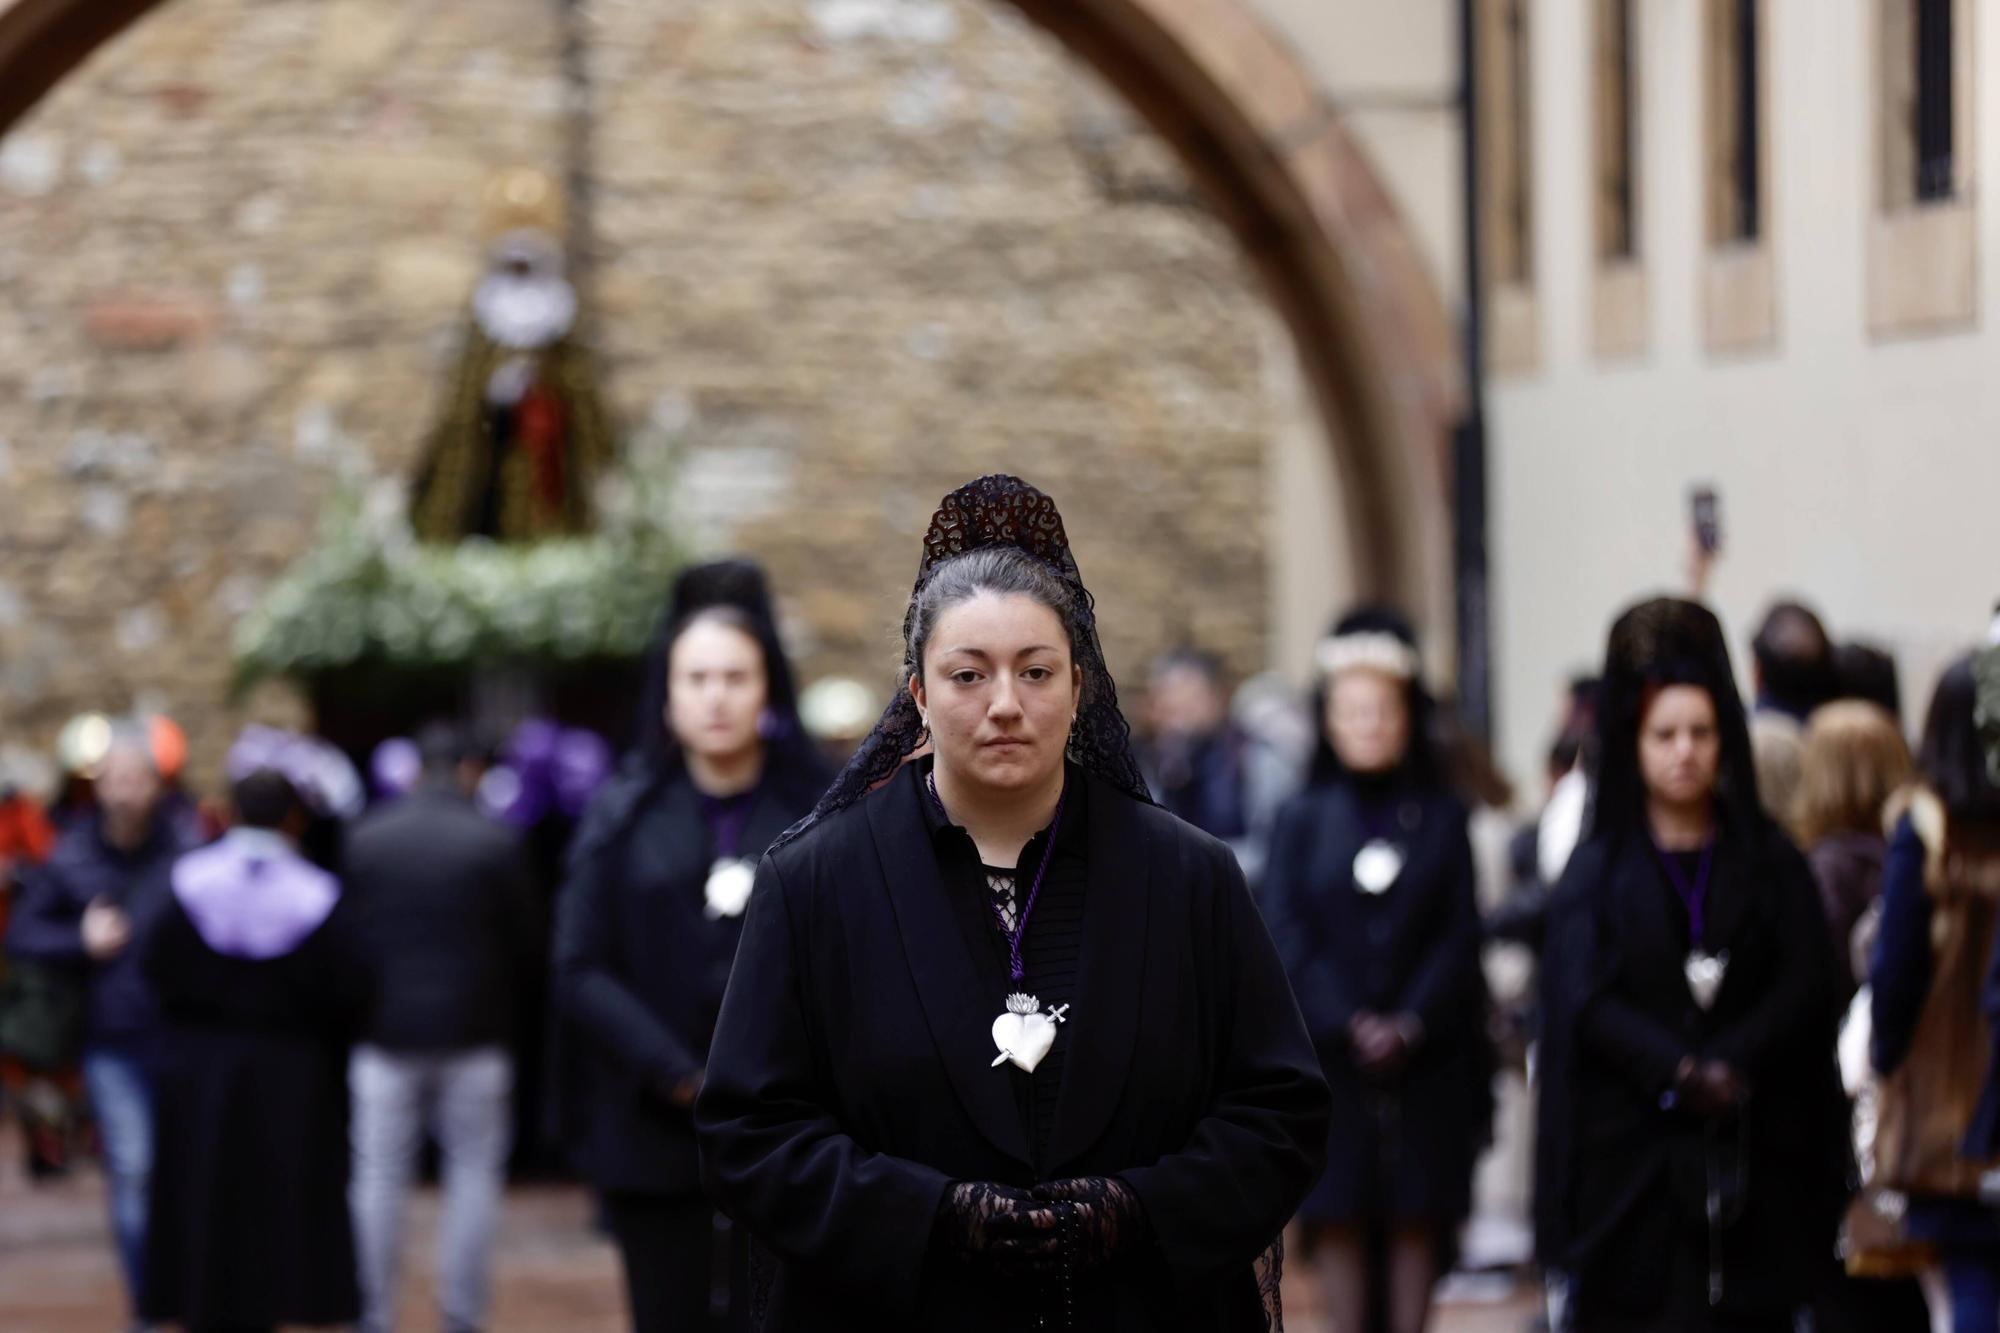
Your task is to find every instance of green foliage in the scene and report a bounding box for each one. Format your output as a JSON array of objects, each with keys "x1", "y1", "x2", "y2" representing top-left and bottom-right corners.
[{"x1": 233, "y1": 444, "x2": 682, "y2": 681}]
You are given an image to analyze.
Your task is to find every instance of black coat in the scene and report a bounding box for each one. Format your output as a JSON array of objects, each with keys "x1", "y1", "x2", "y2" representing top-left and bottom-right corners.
[
  {"x1": 139, "y1": 894, "x2": 364, "y2": 1327},
  {"x1": 1535, "y1": 816, "x2": 1847, "y2": 1325},
  {"x1": 342, "y1": 788, "x2": 538, "y2": 1052},
  {"x1": 693, "y1": 764, "x2": 1330, "y2": 1331},
  {"x1": 554, "y1": 770, "x2": 812, "y2": 1194},
  {"x1": 1259, "y1": 782, "x2": 1492, "y2": 1226}
]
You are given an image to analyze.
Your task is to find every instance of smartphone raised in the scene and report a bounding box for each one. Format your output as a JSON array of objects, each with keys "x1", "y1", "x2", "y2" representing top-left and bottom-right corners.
[{"x1": 1690, "y1": 486, "x2": 1722, "y2": 556}]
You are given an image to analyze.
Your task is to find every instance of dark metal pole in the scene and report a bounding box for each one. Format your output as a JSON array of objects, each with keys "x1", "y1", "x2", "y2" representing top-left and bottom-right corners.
[{"x1": 1455, "y1": 0, "x2": 1493, "y2": 743}]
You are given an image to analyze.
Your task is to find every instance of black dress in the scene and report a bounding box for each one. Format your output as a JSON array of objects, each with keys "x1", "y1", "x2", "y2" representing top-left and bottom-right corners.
[
  {"x1": 139, "y1": 896, "x2": 363, "y2": 1329},
  {"x1": 694, "y1": 760, "x2": 1330, "y2": 1331},
  {"x1": 1259, "y1": 780, "x2": 1492, "y2": 1232},
  {"x1": 1535, "y1": 816, "x2": 1847, "y2": 1330},
  {"x1": 553, "y1": 767, "x2": 818, "y2": 1332}
]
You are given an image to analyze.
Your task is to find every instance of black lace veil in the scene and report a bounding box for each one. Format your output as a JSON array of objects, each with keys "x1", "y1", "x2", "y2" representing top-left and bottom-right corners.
[
  {"x1": 778, "y1": 475, "x2": 1150, "y2": 847},
  {"x1": 631, "y1": 558, "x2": 810, "y2": 772},
  {"x1": 1586, "y1": 595, "x2": 1764, "y2": 841},
  {"x1": 573, "y1": 558, "x2": 826, "y2": 862}
]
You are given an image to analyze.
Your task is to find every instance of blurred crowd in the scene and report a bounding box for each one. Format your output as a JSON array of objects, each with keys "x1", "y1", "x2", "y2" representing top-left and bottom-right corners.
[{"x1": 4, "y1": 565, "x2": 1999, "y2": 1333}]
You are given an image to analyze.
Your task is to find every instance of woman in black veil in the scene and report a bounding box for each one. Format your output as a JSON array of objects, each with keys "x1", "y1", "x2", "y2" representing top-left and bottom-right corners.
[
  {"x1": 694, "y1": 476, "x2": 1329, "y2": 1331},
  {"x1": 554, "y1": 559, "x2": 828, "y2": 1333},
  {"x1": 1535, "y1": 598, "x2": 1846, "y2": 1331}
]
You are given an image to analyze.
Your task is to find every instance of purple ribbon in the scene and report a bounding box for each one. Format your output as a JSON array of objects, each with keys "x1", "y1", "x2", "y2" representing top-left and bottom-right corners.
[
  {"x1": 928, "y1": 771, "x2": 1068, "y2": 986},
  {"x1": 1357, "y1": 794, "x2": 1400, "y2": 843},
  {"x1": 1653, "y1": 836, "x2": 1717, "y2": 949},
  {"x1": 700, "y1": 791, "x2": 757, "y2": 861}
]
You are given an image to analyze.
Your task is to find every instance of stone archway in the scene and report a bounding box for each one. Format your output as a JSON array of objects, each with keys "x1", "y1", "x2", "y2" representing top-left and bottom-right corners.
[{"x1": 0, "y1": 0, "x2": 1458, "y2": 627}]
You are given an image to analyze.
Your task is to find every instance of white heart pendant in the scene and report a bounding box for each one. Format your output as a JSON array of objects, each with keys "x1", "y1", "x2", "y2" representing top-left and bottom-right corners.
[
  {"x1": 1684, "y1": 949, "x2": 1730, "y2": 1011},
  {"x1": 989, "y1": 992, "x2": 1066, "y2": 1073},
  {"x1": 703, "y1": 858, "x2": 757, "y2": 919},
  {"x1": 1353, "y1": 840, "x2": 1405, "y2": 895}
]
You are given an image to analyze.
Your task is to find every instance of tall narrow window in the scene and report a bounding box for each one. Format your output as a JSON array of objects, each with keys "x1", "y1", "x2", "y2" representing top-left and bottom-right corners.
[
  {"x1": 1915, "y1": 0, "x2": 1954, "y2": 199},
  {"x1": 1705, "y1": 0, "x2": 1761, "y2": 244},
  {"x1": 1869, "y1": 0, "x2": 1975, "y2": 336},
  {"x1": 1478, "y1": 0, "x2": 1538, "y2": 372},
  {"x1": 1702, "y1": 0, "x2": 1774, "y2": 351},
  {"x1": 1595, "y1": 0, "x2": 1637, "y2": 260},
  {"x1": 1481, "y1": 0, "x2": 1534, "y2": 288}
]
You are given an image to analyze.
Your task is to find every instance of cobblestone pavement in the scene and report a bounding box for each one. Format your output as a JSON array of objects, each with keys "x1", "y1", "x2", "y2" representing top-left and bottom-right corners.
[{"x1": 0, "y1": 1126, "x2": 1538, "y2": 1332}]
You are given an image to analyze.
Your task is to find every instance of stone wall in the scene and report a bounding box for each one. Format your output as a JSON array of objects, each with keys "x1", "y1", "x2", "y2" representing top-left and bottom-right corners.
[{"x1": 0, "y1": 0, "x2": 1288, "y2": 783}]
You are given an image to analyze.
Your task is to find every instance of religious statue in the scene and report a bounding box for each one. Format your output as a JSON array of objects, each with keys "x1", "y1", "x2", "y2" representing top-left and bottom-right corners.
[{"x1": 409, "y1": 169, "x2": 614, "y2": 542}]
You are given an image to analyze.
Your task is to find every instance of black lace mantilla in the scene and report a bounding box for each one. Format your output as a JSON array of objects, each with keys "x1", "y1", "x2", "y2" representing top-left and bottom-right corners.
[{"x1": 777, "y1": 475, "x2": 1151, "y2": 848}]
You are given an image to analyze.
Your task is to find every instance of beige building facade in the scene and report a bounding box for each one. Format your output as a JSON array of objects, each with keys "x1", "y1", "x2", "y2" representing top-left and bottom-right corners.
[
  {"x1": 1195, "y1": 0, "x2": 2000, "y2": 781},
  {"x1": 1206, "y1": 0, "x2": 2000, "y2": 779},
  {"x1": 1482, "y1": 0, "x2": 2000, "y2": 783}
]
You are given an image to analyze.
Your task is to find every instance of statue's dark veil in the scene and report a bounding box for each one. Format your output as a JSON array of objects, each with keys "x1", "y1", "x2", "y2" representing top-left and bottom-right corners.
[{"x1": 776, "y1": 474, "x2": 1151, "y2": 849}]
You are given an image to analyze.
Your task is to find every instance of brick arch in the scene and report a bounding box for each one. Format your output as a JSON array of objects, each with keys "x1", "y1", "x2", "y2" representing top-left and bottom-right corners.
[{"x1": 0, "y1": 0, "x2": 1457, "y2": 619}]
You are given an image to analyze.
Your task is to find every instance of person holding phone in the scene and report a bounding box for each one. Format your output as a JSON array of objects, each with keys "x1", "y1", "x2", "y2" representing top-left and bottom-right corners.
[{"x1": 1686, "y1": 486, "x2": 1722, "y2": 600}]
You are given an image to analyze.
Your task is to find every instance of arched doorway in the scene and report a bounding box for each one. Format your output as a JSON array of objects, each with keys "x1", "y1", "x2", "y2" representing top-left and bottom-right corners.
[{"x1": 0, "y1": 0, "x2": 1458, "y2": 634}]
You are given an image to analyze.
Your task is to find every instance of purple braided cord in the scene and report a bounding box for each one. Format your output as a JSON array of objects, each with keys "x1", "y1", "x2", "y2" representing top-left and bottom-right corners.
[{"x1": 928, "y1": 770, "x2": 1067, "y2": 985}]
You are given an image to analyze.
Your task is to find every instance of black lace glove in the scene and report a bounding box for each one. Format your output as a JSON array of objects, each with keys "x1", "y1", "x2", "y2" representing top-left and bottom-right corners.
[
  {"x1": 932, "y1": 1181, "x2": 1062, "y2": 1276},
  {"x1": 1031, "y1": 1176, "x2": 1149, "y2": 1273}
]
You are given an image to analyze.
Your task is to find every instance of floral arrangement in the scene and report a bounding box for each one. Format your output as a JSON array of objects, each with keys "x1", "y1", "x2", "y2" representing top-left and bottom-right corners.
[{"x1": 233, "y1": 440, "x2": 683, "y2": 681}]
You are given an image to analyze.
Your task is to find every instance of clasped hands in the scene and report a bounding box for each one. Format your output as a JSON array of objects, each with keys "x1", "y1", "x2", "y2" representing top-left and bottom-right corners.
[
  {"x1": 1670, "y1": 1055, "x2": 1748, "y2": 1115},
  {"x1": 1347, "y1": 1010, "x2": 1421, "y2": 1077},
  {"x1": 81, "y1": 897, "x2": 132, "y2": 961},
  {"x1": 933, "y1": 1176, "x2": 1144, "y2": 1278}
]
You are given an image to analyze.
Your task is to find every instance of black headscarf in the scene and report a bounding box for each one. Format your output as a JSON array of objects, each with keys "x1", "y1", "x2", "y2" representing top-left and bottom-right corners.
[
  {"x1": 1974, "y1": 612, "x2": 2000, "y2": 793},
  {"x1": 1917, "y1": 651, "x2": 2000, "y2": 826},
  {"x1": 1586, "y1": 596, "x2": 1764, "y2": 841},
  {"x1": 576, "y1": 558, "x2": 826, "y2": 858},
  {"x1": 632, "y1": 559, "x2": 810, "y2": 770},
  {"x1": 777, "y1": 475, "x2": 1149, "y2": 849}
]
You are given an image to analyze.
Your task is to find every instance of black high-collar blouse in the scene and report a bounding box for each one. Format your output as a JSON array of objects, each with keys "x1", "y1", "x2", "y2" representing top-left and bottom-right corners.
[{"x1": 918, "y1": 757, "x2": 1090, "y2": 1171}]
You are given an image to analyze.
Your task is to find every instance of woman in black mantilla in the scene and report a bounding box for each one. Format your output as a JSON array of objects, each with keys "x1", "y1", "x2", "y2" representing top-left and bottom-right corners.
[
  {"x1": 1258, "y1": 608, "x2": 1492, "y2": 1333},
  {"x1": 1535, "y1": 598, "x2": 1847, "y2": 1332},
  {"x1": 554, "y1": 559, "x2": 829, "y2": 1333},
  {"x1": 694, "y1": 476, "x2": 1330, "y2": 1331}
]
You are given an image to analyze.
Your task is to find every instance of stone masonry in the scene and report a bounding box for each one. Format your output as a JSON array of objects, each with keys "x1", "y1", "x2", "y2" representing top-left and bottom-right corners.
[{"x1": 0, "y1": 0, "x2": 1291, "y2": 782}]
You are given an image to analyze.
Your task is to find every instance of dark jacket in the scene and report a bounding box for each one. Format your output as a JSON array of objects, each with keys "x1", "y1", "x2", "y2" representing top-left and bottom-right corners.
[
  {"x1": 694, "y1": 764, "x2": 1330, "y2": 1331},
  {"x1": 141, "y1": 891, "x2": 364, "y2": 1327},
  {"x1": 1144, "y1": 727, "x2": 1249, "y2": 843},
  {"x1": 1535, "y1": 816, "x2": 1846, "y2": 1324},
  {"x1": 553, "y1": 770, "x2": 810, "y2": 1194},
  {"x1": 1259, "y1": 781, "x2": 1492, "y2": 1226},
  {"x1": 1810, "y1": 830, "x2": 1888, "y2": 1001},
  {"x1": 5, "y1": 814, "x2": 192, "y2": 1046},
  {"x1": 342, "y1": 788, "x2": 537, "y2": 1052},
  {"x1": 1871, "y1": 818, "x2": 1939, "y2": 1078}
]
